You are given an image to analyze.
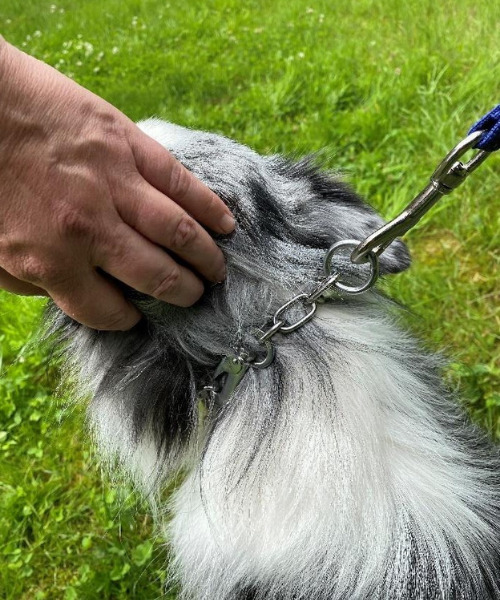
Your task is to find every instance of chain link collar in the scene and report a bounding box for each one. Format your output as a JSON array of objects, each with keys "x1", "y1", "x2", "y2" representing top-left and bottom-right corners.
[{"x1": 199, "y1": 239, "x2": 378, "y2": 408}]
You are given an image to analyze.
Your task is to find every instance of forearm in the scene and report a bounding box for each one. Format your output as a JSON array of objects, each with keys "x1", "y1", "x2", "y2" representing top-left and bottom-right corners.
[{"x1": 0, "y1": 37, "x2": 29, "y2": 113}]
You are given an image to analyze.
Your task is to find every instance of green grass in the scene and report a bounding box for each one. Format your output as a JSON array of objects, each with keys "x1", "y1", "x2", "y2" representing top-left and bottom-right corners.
[{"x1": 0, "y1": 0, "x2": 499, "y2": 597}]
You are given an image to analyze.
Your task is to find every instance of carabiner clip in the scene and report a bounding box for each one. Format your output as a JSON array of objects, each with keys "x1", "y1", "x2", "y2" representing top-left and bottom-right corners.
[
  {"x1": 351, "y1": 130, "x2": 491, "y2": 264},
  {"x1": 209, "y1": 353, "x2": 251, "y2": 407}
]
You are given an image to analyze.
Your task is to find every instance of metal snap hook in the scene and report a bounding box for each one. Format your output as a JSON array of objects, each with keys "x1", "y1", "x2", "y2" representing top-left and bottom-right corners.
[{"x1": 350, "y1": 130, "x2": 490, "y2": 265}]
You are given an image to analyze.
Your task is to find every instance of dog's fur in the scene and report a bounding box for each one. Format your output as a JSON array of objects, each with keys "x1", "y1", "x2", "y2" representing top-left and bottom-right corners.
[{"x1": 47, "y1": 120, "x2": 500, "y2": 599}]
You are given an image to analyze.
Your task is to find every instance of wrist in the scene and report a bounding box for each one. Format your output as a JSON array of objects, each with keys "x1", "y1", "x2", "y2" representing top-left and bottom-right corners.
[
  {"x1": 0, "y1": 38, "x2": 19, "y2": 146},
  {"x1": 0, "y1": 40, "x2": 57, "y2": 143},
  {"x1": 0, "y1": 38, "x2": 21, "y2": 112},
  {"x1": 0, "y1": 39, "x2": 48, "y2": 171}
]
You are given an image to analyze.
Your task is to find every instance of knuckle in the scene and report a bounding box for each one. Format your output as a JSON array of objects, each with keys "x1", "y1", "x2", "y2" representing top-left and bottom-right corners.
[
  {"x1": 167, "y1": 162, "x2": 191, "y2": 200},
  {"x1": 16, "y1": 256, "x2": 60, "y2": 286},
  {"x1": 172, "y1": 216, "x2": 197, "y2": 249},
  {"x1": 149, "y1": 267, "x2": 182, "y2": 300},
  {"x1": 100, "y1": 224, "x2": 129, "y2": 260},
  {"x1": 56, "y1": 206, "x2": 94, "y2": 239}
]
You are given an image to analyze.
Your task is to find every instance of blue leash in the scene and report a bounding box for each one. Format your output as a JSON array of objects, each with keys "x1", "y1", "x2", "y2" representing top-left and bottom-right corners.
[{"x1": 469, "y1": 103, "x2": 500, "y2": 151}]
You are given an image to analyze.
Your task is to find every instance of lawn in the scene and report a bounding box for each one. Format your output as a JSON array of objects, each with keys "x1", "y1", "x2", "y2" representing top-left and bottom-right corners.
[{"x1": 0, "y1": 0, "x2": 499, "y2": 597}]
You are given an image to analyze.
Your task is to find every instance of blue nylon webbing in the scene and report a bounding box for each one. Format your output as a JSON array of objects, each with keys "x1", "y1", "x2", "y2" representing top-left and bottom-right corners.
[{"x1": 468, "y1": 103, "x2": 500, "y2": 151}]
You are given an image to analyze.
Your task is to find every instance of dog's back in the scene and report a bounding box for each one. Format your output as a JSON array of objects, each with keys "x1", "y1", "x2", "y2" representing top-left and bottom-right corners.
[{"x1": 48, "y1": 120, "x2": 500, "y2": 599}]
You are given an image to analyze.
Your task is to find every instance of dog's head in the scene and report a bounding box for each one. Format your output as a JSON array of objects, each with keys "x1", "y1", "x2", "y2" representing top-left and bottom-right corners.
[{"x1": 47, "y1": 119, "x2": 410, "y2": 480}]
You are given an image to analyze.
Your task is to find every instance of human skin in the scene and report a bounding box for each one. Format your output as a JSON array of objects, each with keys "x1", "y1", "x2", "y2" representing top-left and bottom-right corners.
[{"x1": 0, "y1": 37, "x2": 235, "y2": 330}]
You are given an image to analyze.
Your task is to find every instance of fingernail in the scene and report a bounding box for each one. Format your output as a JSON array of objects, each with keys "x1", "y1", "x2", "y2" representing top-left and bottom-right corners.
[{"x1": 220, "y1": 213, "x2": 236, "y2": 234}]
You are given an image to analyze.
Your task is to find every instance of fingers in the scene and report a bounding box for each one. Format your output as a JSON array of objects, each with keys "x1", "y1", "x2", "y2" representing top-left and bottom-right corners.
[
  {"x1": 48, "y1": 269, "x2": 142, "y2": 331},
  {"x1": 116, "y1": 181, "x2": 226, "y2": 283},
  {"x1": 0, "y1": 266, "x2": 48, "y2": 296},
  {"x1": 98, "y1": 223, "x2": 205, "y2": 307},
  {"x1": 129, "y1": 126, "x2": 235, "y2": 235}
]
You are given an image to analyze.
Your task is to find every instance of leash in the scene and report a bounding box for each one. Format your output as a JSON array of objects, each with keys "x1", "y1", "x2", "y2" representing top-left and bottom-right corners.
[{"x1": 200, "y1": 104, "x2": 500, "y2": 407}]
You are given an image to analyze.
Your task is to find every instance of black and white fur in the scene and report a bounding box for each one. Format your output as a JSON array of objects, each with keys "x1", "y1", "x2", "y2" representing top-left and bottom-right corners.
[{"x1": 47, "y1": 120, "x2": 500, "y2": 599}]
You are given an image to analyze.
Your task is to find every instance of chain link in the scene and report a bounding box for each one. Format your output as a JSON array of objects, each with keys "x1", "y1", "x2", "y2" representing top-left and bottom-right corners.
[
  {"x1": 256, "y1": 273, "x2": 340, "y2": 346},
  {"x1": 251, "y1": 271, "x2": 344, "y2": 368}
]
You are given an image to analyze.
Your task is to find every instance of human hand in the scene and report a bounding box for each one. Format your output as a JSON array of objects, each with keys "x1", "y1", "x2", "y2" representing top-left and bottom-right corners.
[{"x1": 0, "y1": 38, "x2": 235, "y2": 330}]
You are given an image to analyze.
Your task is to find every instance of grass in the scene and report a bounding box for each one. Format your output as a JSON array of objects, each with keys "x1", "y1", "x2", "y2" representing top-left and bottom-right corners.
[{"x1": 0, "y1": 0, "x2": 499, "y2": 597}]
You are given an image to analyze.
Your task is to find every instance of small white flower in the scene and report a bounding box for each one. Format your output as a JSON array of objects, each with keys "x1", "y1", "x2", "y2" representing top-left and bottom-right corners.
[
  {"x1": 83, "y1": 41, "x2": 94, "y2": 57},
  {"x1": 33, "y1": 30, "x2": 42, "y2": 37},
  {"x1": 297, "y1": 51, "x2": 305, "y2": 59},
  {"x1": 111, "y1": 46, "x2": 119, "y2": 54},
  {"x1": 5, "y1": 18, "x2": 12, "y2": 24},
  {"x1": 50, "y1": 4, "x2": 57, "y2": 13}
]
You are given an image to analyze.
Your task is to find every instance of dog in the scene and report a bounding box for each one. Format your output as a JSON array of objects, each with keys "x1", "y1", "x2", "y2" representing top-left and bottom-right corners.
[{"x1": 46, "y1": 119, "x2": 500, "y2": 599}]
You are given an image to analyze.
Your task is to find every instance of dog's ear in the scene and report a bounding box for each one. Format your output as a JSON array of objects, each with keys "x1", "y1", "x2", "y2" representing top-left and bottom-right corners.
[{"x1": 266, "y1": 157, "x2": 411, "y2": 275}]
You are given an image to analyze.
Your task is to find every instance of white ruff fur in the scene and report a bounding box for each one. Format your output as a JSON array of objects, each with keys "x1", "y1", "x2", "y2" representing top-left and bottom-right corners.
[
  {"x1": 49, "y1": 120, "x2": 500, "y2": 599},
  {"x1": 169, "y1": 307, "x2": 496, "y2": 599}
]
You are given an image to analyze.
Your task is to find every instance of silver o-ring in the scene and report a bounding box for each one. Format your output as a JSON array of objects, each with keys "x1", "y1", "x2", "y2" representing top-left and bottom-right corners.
[{"x1": 324, "y1": 239, "x2": 379, "y2": 295}]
